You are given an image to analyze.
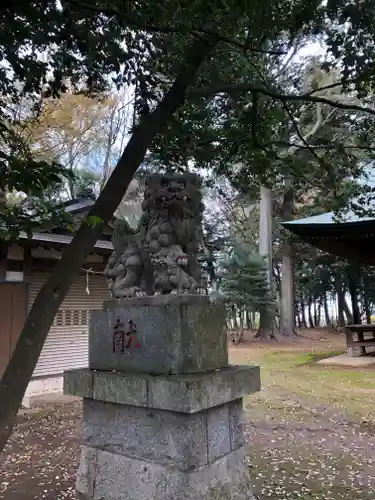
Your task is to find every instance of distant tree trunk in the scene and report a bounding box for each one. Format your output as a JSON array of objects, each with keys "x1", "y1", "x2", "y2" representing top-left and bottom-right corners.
[
  {"x1": 343, "y1": 299, "x2": 353, "y2": 324},
  {"x1": 363, "y1": 272, "x2": 372, "y2": 323},
  {"x1": 364, "y1": 300, "x2": 371, "y2": 324},
  {"x1": 295, "y1": 301, "x2": 301, "y2": 328},
  {"x1": 347, "y1": 265, "x2": 361, "y2": 324},
  {"x1": 280, "y1": 180, "x2": 295, "y2": 336},
  {"x1": 300, "y1": 296, "x2": 308, "y2": 328},
  {"x1": 0, "y1": 34, "x2": 218, "y2": 456},
  {"x1": 225, "y1": 314, "x2": 231, "y2": 331},
  {"x1": 231, "y1": 305, "x2": 238, "y2": 329},
  {"x1": 239, "y1": 307, "x2": 244, "y2": 330},
  {"x1": 245, "y1": 310, "x2": 252, "y2": 330},
  {"x1": 335, "y1": 272, "x2": 346, "y2": 327},
  {"x1": 308, "y1": 298, "x2": 315, "y2": 328},
  {"x1": 317, "y1": 298, "x2": 322, "y2": 328},
  {"x1": 313, "y1": 299, "x2": 318, "y2": 327},
  {"x1": 296, "y1": 312, "x2": 301, "y2": 328},
  {"x1": 323, "y1": 293, "x2": 331, "y2": 327}
]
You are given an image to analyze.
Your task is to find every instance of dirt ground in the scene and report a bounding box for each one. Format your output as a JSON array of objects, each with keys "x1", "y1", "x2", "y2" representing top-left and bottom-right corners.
[{"x1": 2, "y1": 329, "x2": 375, "y2": 499}]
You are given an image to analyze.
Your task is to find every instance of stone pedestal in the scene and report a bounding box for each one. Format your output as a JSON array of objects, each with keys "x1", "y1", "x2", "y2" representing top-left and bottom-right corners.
[{"x1": 64, "y1": 295, "x2": 260, "y2": 500}]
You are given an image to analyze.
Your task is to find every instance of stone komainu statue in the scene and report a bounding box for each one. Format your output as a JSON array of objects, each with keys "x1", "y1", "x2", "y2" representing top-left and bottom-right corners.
[{"x1": 104, "y1": 173, "x2": 206, "y2": 297}]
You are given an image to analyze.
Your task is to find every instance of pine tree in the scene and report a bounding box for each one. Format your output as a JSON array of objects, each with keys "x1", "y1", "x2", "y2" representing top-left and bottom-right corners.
[{"x1": 219, "y1": 245, "x2": 276, "y2": 339}]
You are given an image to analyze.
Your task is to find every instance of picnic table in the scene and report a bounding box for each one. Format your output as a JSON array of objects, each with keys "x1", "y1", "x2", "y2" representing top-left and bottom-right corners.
[{"x1": 345, "y1": 324, "x2": 375, "y2": 356}]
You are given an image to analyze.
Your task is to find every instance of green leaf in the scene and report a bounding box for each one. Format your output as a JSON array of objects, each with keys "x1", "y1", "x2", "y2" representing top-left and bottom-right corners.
[{"x1": 86, "y1": 215, "x2": 103, "y2": 227}]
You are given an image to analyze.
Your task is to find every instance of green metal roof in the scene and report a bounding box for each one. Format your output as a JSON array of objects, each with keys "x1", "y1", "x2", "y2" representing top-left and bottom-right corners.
[
  {"x1": 283, "y1": 210, "x2": 375, "y2": 227},
  {"x1": 282, "y1": 208, "x2": 375, "y2": 263}
]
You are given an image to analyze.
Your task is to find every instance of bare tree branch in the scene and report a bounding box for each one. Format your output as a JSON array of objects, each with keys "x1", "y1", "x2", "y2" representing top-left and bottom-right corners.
[
  {"x1": 192, "y1": 84, "x2": 375, "y2": 116},
  {"x1": 281, "y1": 101, "x2": 326, "y2": 169},
  {"x1": 268, "y1": 141, "x2": 374, "y2": 151}
]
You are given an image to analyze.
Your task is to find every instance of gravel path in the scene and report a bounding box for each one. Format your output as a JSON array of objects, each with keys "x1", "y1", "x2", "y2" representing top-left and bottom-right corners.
[
  {"x1": 246, "y1": 390, "x2": 375, "y2": 499},
  {"x1": 0, "y1": 402, "x2": 81, "y2": 500},
  {"x1": 1, "y1": 391, "x2": 375, "y2": 499}
]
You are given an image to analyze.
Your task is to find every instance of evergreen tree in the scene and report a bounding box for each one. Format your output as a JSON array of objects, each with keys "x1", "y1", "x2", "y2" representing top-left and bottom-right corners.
[{"x1": 219, "y1": 245, "x2": 276, "y2": 339}]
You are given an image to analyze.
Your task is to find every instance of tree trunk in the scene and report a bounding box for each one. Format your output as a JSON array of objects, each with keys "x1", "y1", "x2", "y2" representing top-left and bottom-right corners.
[
  {"x1": 258, "y1": 186, "x2": 273, "y2": 335},
  {"x1": 256, "y1": 311, "x2": 274, "y2": 340},
  {"x1": 335, "y1": 271, "x2": 346, "y2": 327},
  {"x1": 296, "y1": 305, "x2": 302, "y2": 332},
  {"x1": 343, "y1": 299, "x2": 353, "y2": 324},
  {"x1": 259, "y1": 186, "x2": 273, "y2": 284},
  {"x1": 313, "y1": 300, "x2": 317, "y2": 327},
  {"x1": 323, "y1": 293, "x2": 331, "y2": 327},
  {"x1": 245, "y1": 310, "x2": 252, "y2": 331},
  {"x1": 313, "y1": 299, "x2": 318, "y2": 327},
  {"x1": 363, "y1": 271, "x2": 372, "y2": 323},
  {"x1": 317, "y1": 297, "x2": 322, "y2": 328},
  {"x1": 0, "y1": 35, "x2": 217, "y2": 456},
  {"x1": 280, "y1": 181, "x2": 295, "y2": 336},
  {"x1": 347, "y1": 265, "x2": 361, "y2": 324},
  {"x1": 296, "y1": 304, "x2": 302, "y2": 328},
  {"x1": 231, "y1": 305, "x2": 238, "y2": 329},
  {"x1": 280, "y1": 238, "x2": 295, "y2": 335},
  {"x1": 308, "y1": 298, "x2": 315, "y2": 328},
  {"x1": 239, "y1": 307, "x2": 244, "y2": 330},
  {"x1": 300, "y1": 296, "x2": 308, "y2": 328}
]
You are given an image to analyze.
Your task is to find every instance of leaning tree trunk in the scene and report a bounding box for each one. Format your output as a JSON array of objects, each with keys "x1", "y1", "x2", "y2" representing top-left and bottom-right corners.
[{"x1": 0, "y1": 35, "x2": 217, "y2": 456}]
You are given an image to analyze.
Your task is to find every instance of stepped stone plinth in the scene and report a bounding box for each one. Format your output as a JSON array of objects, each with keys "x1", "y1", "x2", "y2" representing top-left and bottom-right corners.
[
  {"x1": 64, "y1": 295, "x2": 260, "y2": 500},
  {"x1": 64, "y1": 173, "x2": 260, "y2": 500}
]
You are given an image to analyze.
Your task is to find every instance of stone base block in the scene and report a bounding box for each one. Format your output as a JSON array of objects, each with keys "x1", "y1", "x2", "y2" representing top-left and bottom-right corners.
[
  {"x1": 89, "y1": 294, "x2": 228, "y2": 374},
  {"x1": 81, "y1": 398, "x2": 244, "y2": 471},
  {"x1": 76, "y1": 445, "x2": 254, "y2": 500},
  {"x1": 64, "y1": 365, "x2": 260, "y2": 413}
]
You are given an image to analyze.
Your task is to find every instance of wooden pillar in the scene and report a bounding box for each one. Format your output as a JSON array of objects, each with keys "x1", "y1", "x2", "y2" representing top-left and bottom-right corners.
[{"x1": 0, "y1": 240, "x2": 8, "y2": 281}]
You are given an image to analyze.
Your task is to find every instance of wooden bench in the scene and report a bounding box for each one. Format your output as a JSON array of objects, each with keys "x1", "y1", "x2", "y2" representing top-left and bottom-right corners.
[{"x1": 345, "y1": 324, "x2": 375, "y2": 357}]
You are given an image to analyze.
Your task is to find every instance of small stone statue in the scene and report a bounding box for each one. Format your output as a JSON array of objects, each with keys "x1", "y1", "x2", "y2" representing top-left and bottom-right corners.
[{"x1": 104, "y1": 173, "x2": 206, "y2": 297}]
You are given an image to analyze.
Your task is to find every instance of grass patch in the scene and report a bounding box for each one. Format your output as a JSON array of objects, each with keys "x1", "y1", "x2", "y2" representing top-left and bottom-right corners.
[
  {"x1": 230, "y1": 337, "x2": 375, "y2": 499},
  {"x1": 230, "y1": 347, "x2": 375, "y2": 420}
]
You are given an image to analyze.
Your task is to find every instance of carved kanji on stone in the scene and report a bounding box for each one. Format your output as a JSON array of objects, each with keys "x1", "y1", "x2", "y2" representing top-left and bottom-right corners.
[
  {"x1": 125, "y1": 319, "x2": 140, "y2": 349},
  {"x1": 112, "y1": 317, "x2": 140, "y2": 353}
]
